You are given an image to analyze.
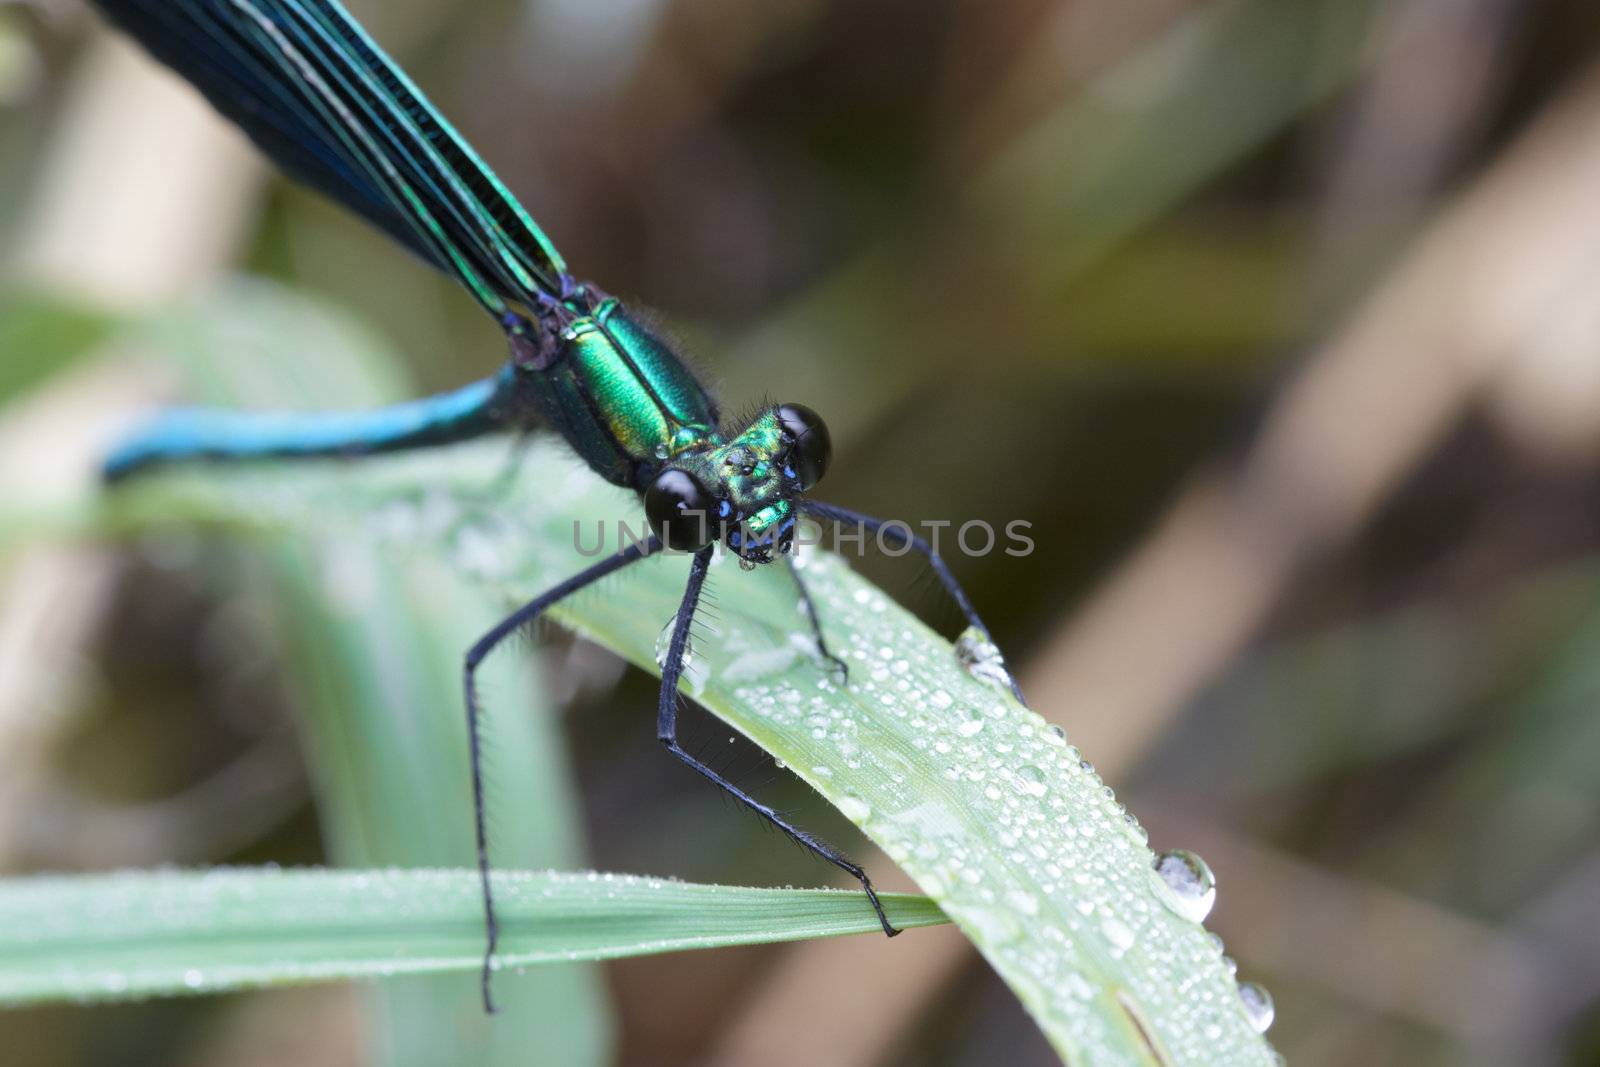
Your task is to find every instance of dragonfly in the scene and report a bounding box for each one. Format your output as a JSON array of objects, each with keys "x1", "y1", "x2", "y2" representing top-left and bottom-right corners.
[{"x1": 92, "y1": 0, "x2": 1025, "y2": 1011}]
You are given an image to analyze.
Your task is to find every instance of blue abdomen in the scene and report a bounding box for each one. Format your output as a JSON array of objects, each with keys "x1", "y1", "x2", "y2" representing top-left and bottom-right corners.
[{"x1": 103, "y1": 370, "x2": 514, "y2": 481}]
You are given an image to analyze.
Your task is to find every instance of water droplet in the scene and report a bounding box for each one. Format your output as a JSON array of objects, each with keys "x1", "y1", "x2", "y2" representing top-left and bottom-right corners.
[
  {"x1": 957, "y1": 717, "x2": 985, "y2": 737},
  {"x1": 955, "y1": 902, "x2": 1024, "y2": 945},
  {"x1": 1045, "y1": 723, "x2": 1067, "y2": 745},
  {"x1": 1152, "y1": 848, "x2": 1216, "y2": 923},
  {"x1": 1236, "y1": 980, "x2": 1274, "y2": 1033},
  {"x1": 1016, "y1": 764, "x2": 1048, "y2": 798},
  {"x1": 182, "y1": 969, "x2": 204, "y2": 990},
  {"x1": 655, "y1": 618, "x2": 712, "y2": 693},
  {"x1": 836, "y1": 791, "x2": 871, "y2": 822},
  {"x1": 954, "y1": 626, "x2": 1015, "y2": 693},
  {"x1": 1005, "y1": 889, "x2": 1040, "y2": 916},
  {"x1": 1123, "y1": 811, "x2": 1148, "y2": 843},
  {"x1": 654, "y1": 617, "x2": 692, "y2": 673},
  {"x1": 1100, "y1": 916, "x2": 1135, "y2": 954}
]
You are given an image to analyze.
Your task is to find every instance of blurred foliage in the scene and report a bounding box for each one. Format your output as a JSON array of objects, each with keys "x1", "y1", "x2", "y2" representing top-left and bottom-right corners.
[{"x1": 0, "y1": 291, "x2": 116, "y2": 399}]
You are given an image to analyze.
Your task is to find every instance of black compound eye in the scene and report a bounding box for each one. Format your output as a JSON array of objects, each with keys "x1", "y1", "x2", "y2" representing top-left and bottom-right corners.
[
  {"x1": 776, "y1": 403, "x2": 832, "y2": 490},
  {"x1": 644, "y1": 468, "x2": 717, "y2": 551}
]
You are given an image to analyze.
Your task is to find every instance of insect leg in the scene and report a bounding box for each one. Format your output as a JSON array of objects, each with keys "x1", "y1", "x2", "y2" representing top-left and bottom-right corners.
[
  {"x1": 463, "y1": 535, "x2": 661, "y2": 1012},
  {"x1": 657, "y1": 545, "x2": 897, "y2": 938},
  {"x1": 783, "y1": 554, "x2": 849, "y2": 684},
  {"x1": 800, "y1": 500, "x2": 1025, "y2": 704}
]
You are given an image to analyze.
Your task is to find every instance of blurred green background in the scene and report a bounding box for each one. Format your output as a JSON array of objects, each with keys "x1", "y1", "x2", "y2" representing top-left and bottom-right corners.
[{"x1": 3, "y1": 0, "x2": 1600, "y2": 1064}]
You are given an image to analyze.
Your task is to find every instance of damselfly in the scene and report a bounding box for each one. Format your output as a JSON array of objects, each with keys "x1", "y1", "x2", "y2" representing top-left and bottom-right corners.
[{"x1": 92, "y1": 0, "x2": 1024, "y2": 1011}]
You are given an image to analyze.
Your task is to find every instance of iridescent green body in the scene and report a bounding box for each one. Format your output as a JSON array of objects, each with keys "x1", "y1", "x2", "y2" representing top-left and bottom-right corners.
[
  {"x1": 507, "y1": 289, "x2": 796, "y2": 552},
  {"x1": 509, "y1": 292, "x2": 720, "y2": 489}
]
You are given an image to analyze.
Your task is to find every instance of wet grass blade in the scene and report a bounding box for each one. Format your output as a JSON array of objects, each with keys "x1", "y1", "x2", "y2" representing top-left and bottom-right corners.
[{"x1": 0, "y1": 867, "x2": 948, "y2": 1005}]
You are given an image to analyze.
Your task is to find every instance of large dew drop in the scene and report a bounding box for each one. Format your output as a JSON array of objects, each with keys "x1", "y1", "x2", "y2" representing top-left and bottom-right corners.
[
  {"x1": 1152, "y1": 848, "x2": 1217, "y2": 923},
  {"x1": 654, "y1": 617, "x2": 693, "y2": 673},
  {"x1": 954, "y1": 625, "x2": 1016, "y2": 693},
  {"x1": 1236, "y1": 980, "x2": 1275, "y2": 1033},
  {"x1": 655, "y1": 617, "x2": 711, "y2": 693}
]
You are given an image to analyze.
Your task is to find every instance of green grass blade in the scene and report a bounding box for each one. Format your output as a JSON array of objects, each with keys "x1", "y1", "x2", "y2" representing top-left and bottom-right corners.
[
  {"x1": 107, "y1": 428, "x2": 1280, "y2": 1065},
  {"x1": 0, "y1": 867, "x2": 947, "y2": 1006}
]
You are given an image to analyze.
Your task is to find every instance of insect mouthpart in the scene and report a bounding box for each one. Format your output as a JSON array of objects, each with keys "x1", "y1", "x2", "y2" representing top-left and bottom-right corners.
[{"x1": 726, "y1": 504, "x2": 796, "y2": 567}]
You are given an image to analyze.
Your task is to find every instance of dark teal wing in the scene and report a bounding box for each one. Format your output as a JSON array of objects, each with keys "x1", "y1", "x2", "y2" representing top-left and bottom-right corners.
[{"x1": 90, "y1": 0, "x2": 570, "y2": 316}]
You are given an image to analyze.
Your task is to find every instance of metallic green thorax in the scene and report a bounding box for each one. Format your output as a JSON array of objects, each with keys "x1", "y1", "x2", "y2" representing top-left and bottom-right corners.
[
  {"x1": 511, "y1": 294, "x2": 721, "y2": 489},
  {"x1": 509, "y1": 295, "x2": 798, "y2": 553}
]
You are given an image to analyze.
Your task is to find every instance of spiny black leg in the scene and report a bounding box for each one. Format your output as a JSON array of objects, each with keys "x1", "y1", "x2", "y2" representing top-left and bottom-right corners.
[
  {"x1": 464, "y1": 536, "x2": 661, "y2": 1012},
  {"x1": 784, "y1": 554, "x2": 849, "y2": 684},
  {"x1": 800, "y1": 500, "x2": 1026, "y2": 705},
  {"x1": 659, "y1": 545, "x2": 897, "y2": 938}
]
